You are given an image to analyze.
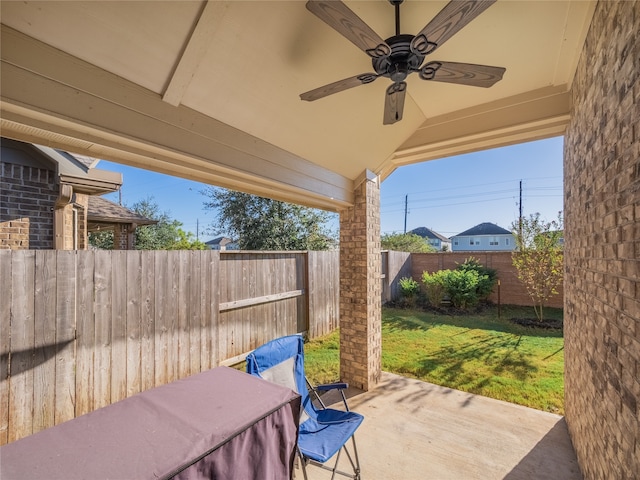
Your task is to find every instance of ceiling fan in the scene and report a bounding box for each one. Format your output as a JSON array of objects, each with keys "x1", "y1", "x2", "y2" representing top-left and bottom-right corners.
[{"x1": 300, "y1": 0, "x2": 506, "y2": 125}]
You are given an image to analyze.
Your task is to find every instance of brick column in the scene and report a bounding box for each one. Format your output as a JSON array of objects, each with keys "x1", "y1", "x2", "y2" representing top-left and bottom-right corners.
[
  {"x1": 113, "y1": 224, "x2": 132, "y2": 250},
  {"x1": 339, "y1": 170, "x2": 381, "y2": 391},
  {"x1": 563, "y1": 1, "x2": 639, "y2": 478}
]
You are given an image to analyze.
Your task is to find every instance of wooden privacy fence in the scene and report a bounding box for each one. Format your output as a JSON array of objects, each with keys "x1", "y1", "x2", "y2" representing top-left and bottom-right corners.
[
  {"x1": 381, "y1": 250, "x2": 412, "y2": 303},
  {"x1": 0, "y1": 249, "x2": 338, "y2": 445}
]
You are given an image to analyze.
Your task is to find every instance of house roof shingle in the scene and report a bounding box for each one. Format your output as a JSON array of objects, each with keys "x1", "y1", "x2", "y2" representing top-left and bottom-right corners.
[
  {"x1": 454, "y1": 222, "x2": 512, "y2": 237},
  {"x1": 87, "y1": 197, "x2": 157, "y2": 225}
]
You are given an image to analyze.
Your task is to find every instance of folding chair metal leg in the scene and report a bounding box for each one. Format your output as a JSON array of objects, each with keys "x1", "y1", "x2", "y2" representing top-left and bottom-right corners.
[{"x1": 297, "y1": 446, "x2": 309, "y2": 480}]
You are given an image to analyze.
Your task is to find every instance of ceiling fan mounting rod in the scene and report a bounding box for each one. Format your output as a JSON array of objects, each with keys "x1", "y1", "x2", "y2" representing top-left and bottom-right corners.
[{"x1": 389, "y1": 0, "x2": 404, "y2": 36}]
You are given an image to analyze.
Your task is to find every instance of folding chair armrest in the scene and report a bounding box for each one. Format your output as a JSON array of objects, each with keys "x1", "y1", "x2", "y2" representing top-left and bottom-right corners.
[
  {"x1": 315, "y1": 382, "x2": 349, "y2": 391},
  {"x1": 308, "y1": 381, "x2": 352, "y2": 411}
]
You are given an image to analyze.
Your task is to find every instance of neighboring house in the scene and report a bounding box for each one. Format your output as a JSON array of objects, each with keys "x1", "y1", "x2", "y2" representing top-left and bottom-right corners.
[
  {"x1": 451, "y1": 222, "x2": 515, "y2": 252},
  {"x1": 87, "y1": 196, "x2": 157, "y2": 250},
  {"x1": 205, "y1": 236, "x2": 238, "y2": 251},
  {"x1": 410, "y1": 227, "x2": 451, "y2": 251},
  {"x1": 1, "y1": 137, "x2": 152, "y2": 250}
]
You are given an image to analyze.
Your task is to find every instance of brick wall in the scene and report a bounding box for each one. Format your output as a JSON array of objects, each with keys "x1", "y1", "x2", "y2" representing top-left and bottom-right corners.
[
  {"x1": 412, "y1": 251, "x2": 564, "y2": 309},
  {"x1": 0, "y1": 162, "x2": 57, "y2": 249},
  {"x1": 564, "y1": 1, "x2": 639, "y2": 478},
  {"x1": 339, "y1": 174, "x2": 382, "y2": 391}
]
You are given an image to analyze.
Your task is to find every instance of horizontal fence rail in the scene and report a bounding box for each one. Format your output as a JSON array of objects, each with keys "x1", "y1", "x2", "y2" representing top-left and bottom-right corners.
[{"x1": 0, "y1": 249, "x2": 339, "y2": 445}]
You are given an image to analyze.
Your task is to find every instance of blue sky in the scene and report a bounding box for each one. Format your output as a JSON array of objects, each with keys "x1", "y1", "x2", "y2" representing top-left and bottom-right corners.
[{"x1": 99, "y1": 136, "x2": 563, "y2": 241}]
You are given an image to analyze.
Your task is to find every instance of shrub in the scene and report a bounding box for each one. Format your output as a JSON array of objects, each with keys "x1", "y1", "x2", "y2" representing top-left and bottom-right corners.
[
  {"x1": 399, "y1": 277, "x2": 420, "y2": 298},
  {"x1": 397, "y1": 276, "x2": 420, "y2": 308},
  {"x1": 421, "y1": 270, "x2": 448, "y2": 307},
  {"x1": 456, "y1": 257, "x2": 497, "y2": 301},
  {"x1": 443, "y1": 269, "x2": 481, "y2": 309}
]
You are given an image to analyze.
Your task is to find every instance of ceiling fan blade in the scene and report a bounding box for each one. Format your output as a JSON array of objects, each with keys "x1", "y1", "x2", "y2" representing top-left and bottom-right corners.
[
  {"x1": 300, "y1": 73, "x2": 379, "y2": 101},
  {"x1": 306, "y1": 1, "x2": 391, "y2": 58},
  {"x1": 411, "y1": 0, "x2": 496, "y2": 55},
  {"x1": 383, "y1": 82, "x2": 407, "y2": 125},
  {"x1": 419, "y1": 61, "x2": 505, "y2": 87}
]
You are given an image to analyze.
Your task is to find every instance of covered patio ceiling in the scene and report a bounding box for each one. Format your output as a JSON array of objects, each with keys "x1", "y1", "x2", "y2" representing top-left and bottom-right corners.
[{"x1": 0, "y1": 1, "x2": 595, "y2": 211}]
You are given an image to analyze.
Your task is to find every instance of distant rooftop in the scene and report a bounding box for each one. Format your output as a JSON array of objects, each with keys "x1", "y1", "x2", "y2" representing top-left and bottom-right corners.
[
  {"x1": 454, "y1": 222, "x2": 512, "y2": 237},
  {"x1": 410, "y1": 227, "x2": 450, "y2": 242},
  {"x1": 205, "y1": 236, "x2": 234, "y2": 246}
]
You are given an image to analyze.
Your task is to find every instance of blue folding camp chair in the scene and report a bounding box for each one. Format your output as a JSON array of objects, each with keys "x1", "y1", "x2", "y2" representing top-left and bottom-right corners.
[{"x1": 247, "y1": 334, "x2": 363, "y2": 480}]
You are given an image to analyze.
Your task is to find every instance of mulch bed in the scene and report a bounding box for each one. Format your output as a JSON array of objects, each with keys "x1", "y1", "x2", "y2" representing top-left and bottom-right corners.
[{"x1": 509, "y1": 317, "x2": 563, "y2": 329}]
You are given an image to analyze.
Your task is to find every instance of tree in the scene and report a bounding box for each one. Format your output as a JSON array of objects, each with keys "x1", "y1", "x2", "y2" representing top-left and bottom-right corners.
[
  {"x1": 381, "y1": 233, "x2": 436, "y2": 253},
  {"x1": 511, "y1": 212, "x2": 564, "y2": 322},
  {"x1": 88, "y1": 229, "x2": 114, "y2": 250},
  {"x1": 131, "y1": 197, "x2": 206, "y2": 250},
  {"x1": 201, "y1": 187, "x2": 338, "y2": 250},
  {"x1": 88, "y1": 196, "x2": 206, "y2": 250}
]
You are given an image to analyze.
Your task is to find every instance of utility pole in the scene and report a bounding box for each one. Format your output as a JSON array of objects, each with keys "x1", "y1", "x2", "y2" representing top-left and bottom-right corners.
[
  {"x1": 403, "y1": 194, "x2": 408, "y2": 234},
  {"x1": 518, "y1": 180, "x2": 523, "y2": 237},
  {"x1": 196, "y1": 219, "x2": 199, "y2": 240}
]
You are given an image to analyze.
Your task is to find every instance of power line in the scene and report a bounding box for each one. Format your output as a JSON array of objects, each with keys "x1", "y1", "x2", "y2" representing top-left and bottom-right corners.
[{"x1": 382, "y1": 175, "x2": 562, "y2": 202}]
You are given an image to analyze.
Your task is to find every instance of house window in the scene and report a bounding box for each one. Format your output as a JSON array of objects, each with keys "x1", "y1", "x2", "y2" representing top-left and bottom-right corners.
[
  {"x1": 489, "y1": 236, "x2": 499, "y2": 246},
  {"x1": 505, "y1": 238, "x2": 510, "y2": 246},
  {"x1": 469, "y1": 238, "x2": 475, "y2": 245},
  {"x1": 454, "y1": 240, "x2": 458, "y2": 246}
]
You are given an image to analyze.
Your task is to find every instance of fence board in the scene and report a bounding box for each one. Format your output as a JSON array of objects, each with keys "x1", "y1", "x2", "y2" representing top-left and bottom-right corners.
[
  {"x1": 154, "y1": 250, "x2": 169, "y2": 387},
  {"x1": 0, "y1": 251, "x2": 11, "y2": 445},
  {"x1": 8, "y1": 250, "x2": 35, "y2": 442},
  {"x1": 188, "y1": 251, "x2": 202, "y2": 375},
  {"x1": 168, "y1": 253, "x2": 179, "y2": 383},
  {"x1": 209, "y1": 251, "x2": 220, "y2": 367},
  {"x1": 177, "y1": 251, "x2": 190, "y2": 379},
  {"x1": 94, "y1": 251, "x2": 112, "y2": 409},
  {"x1": 110, "y1": 251, "x2": 127, "y2": 404},
  {"x1": 76, "y1": 251, "x2": 95, "y2": 415},
  {"x1": 140, "y1": 252, "x2": 155, "y2": 391},
  {"x1": 54, "y1": 251, "x2": 77, "y2": 424},
  {"x1": 126, "y1": 251, "x2": 142, "y2": 397},
  {"x1": 32, "y1": 251, "x2": 56, "y2": 434},
  {"x1": 199, "y1": 252, "x2": 213, "y2": 370}
]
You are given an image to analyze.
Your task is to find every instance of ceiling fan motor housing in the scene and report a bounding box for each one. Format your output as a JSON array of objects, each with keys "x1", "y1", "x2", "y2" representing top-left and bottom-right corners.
[{"x1": 373, "y1": 34, "x2": 426, "y2": 83}]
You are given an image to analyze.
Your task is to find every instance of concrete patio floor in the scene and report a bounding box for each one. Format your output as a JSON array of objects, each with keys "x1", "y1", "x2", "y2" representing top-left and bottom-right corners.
[{"x1": 301, "y1": 372, "x2": 582, "y2": 480}]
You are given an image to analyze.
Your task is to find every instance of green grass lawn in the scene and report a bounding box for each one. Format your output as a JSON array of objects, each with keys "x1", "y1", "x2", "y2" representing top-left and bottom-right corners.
[{"x1": 305, "y1": 305, "x2": 565, "y2": 414}]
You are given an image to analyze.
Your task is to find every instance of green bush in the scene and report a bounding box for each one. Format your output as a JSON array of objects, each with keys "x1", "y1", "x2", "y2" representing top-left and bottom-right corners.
[
  {"x1": 421, "y1": 270, "x2": 448, "y2": 306},
  {"x1": 422, "y1": 268, "x2": 483, "y2": 309},
  {"x1": 456, "y1": 257, "x2": 498, "y2": 301},
  {"x1": 399, "y1": 277, "x2": 420, "y2": 298},
  {"x1": 443, "y1": 269, "x2": 481, "y2": 309}
]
